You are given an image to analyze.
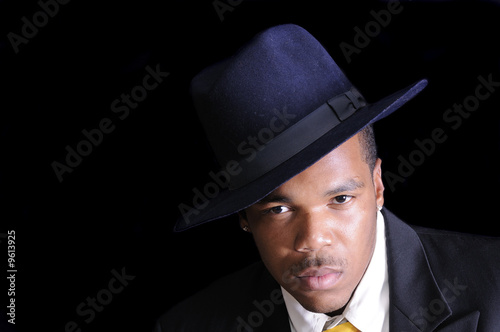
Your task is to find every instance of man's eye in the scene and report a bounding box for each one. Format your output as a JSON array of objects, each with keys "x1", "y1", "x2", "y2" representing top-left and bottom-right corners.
[
  {"x1": 332, "y1": 195, "x2": 353, "y2": 205},
  {"x1": 266, "y1": 206, "x2": 290, "y2": 214}
]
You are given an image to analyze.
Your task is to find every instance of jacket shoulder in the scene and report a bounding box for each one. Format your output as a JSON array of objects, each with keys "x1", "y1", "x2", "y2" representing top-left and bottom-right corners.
[
  {"x1": 412, "y1": 224, "x2": 500, "y2": 273},
  {"x1": 411, "y1": 221, "x2": 500, "y2": 329},
  {"x1": 153, "y1": 261, "x2": 285, "y2": 332},
  {"x1": 384, "y1": 209, "x2": 500, "y2": 330},
  {"x1": 384, "y1": 208, "x2": 500, "y2": 277}
]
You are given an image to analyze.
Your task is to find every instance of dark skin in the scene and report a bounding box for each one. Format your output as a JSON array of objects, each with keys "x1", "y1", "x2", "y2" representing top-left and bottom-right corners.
[{"x1": 240, "y1": 134, "x2": 385, "y2": 314}]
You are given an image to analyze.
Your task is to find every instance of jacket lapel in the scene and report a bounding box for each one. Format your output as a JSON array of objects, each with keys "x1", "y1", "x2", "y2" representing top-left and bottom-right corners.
[
  {"x1": 436, "y1": 311, "x2": 480, "y2": 332},
  {"x1": 383, "y1": 209, "x2": 452, "y2": 332}
]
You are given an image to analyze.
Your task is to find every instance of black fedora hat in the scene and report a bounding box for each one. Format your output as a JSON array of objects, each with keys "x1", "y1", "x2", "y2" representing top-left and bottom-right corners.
[{"x1": 175, "y1": 24, "x2": 427, "y2": 231}]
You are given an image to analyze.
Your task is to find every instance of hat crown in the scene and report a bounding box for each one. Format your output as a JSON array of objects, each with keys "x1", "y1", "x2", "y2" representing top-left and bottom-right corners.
[{"x1": 190, "y1": 24, "x2": 353, "y2": 168}]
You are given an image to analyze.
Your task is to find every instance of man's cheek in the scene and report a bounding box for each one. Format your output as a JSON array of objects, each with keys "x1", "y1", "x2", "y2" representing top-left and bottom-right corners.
[{"x1": 280, "y1": 266, "x2": 302, "y2": 292}]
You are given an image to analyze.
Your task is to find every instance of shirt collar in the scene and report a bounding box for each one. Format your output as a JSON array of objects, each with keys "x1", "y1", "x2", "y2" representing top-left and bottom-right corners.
[{"x1": 282, "y1": 210, "x2": 389, "y2": 332}]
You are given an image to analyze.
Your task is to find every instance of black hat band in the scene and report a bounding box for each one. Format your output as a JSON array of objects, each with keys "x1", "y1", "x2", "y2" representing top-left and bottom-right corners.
[{"x1": 229, "y1": 86, "x2": 367, "y2": 190}]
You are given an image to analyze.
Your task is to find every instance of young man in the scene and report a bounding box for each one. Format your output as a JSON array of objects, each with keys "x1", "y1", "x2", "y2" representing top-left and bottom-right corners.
[{"x1": 155, "y1": 24, "x2": 500, "y2": 331}]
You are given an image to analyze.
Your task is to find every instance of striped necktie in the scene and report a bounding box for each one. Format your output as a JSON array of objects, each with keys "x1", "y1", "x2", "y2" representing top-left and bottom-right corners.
[{"x1": 323, "y1": 321, "x2": 359, "y2": 332}]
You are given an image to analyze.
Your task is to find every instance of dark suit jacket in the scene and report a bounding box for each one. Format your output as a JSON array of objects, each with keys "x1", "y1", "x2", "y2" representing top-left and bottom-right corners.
[{"x1": 155, "y1": 209, "x2": 500, "y2": 331}]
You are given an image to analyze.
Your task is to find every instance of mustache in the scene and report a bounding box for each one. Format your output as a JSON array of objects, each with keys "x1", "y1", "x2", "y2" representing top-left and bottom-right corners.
[{"x1": 288, "y1": 256, "x2": 348, "y2": 276}]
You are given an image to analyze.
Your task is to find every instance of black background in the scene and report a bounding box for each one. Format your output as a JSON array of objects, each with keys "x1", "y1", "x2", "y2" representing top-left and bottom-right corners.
[{"x1": 1, "y1": 0, "x2": 499, "y2": 331}]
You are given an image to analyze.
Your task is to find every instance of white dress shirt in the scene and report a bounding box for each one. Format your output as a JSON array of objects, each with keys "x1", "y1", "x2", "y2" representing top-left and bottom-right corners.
[{"x1": 282, "y1": 210, "x2": 389, "y2": 332}]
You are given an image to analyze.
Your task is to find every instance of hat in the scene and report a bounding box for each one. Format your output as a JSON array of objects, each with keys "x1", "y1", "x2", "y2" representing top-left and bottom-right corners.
[{"x1": 175, "y1": 24, "x2": 427, "y2": 231}]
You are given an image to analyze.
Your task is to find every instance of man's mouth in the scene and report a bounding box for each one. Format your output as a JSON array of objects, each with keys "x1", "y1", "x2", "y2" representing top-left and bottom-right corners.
[{"x1": 296, "y1": 267, "x2": 343, "y2": 291}]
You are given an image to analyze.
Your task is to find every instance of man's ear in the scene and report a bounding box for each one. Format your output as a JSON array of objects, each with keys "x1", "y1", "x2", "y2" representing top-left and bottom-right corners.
[
  {"x1": 238, "y1": 210, "x2": 250, "y2": 231},
  {"x1": 373, "y1": 158, "x2": 385, "y2": 209}
]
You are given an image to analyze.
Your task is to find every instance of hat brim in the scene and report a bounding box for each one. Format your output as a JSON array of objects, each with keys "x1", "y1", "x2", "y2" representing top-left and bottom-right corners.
[{"x1": 174, "y1": 79, "x2": 427, "y2": 231}]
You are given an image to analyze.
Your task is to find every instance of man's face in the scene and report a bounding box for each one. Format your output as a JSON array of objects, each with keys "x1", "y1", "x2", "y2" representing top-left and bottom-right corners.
[{"x1": 241, "y1": 134, "x2": 385, "y2": 313}]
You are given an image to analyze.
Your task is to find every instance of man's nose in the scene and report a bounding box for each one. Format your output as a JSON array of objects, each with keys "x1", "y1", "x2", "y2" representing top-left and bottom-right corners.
[{"x1": 293, "y1": 210, "x2": 334, "y2": 253}]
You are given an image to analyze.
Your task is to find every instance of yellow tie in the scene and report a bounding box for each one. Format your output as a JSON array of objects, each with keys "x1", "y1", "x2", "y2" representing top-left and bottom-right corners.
[{"x1": 324, "y1": 321, "x2": 359, "y2": 332}]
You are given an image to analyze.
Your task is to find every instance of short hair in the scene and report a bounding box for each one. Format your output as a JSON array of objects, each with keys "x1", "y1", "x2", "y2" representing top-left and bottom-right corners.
[{"x1": 357, "y1": 124, "x2": 378, "y2": 174}]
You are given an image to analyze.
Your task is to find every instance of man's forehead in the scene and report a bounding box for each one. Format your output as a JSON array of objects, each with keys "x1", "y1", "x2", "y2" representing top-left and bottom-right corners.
[
  {"x1": 257, "y1": 177, "x2": 366, "y2": 205},
  {"x1": 251, "y1": 134, "x2": 368, "y2": 206}
]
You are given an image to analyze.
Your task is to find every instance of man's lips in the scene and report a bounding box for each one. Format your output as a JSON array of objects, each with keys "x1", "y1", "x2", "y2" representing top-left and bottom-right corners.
[
  {"x1": 297, "y1": 266, "x2": 341, "y2": 277},
  {"x1": 295, "y1": 267, "x2": 343, "y2": 291}
]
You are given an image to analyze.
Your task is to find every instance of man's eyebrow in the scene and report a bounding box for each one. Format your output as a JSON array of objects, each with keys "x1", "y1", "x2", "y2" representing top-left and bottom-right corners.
[
  {"x1": 324, "y1": 179, "x2": 365, "y2": 197},
  {"x1": 256, "y1": 193, "x2": 292, "y2": 205},
  {"x1": 256, "y1": 179, "x2": 365, "y2": 204}
]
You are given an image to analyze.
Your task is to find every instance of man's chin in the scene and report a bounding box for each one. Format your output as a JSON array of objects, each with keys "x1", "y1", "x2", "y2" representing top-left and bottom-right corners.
[
  {"x1": 298, "y1": 295, "x2": 349, "y2": 314},
  {"x1": 288, "y1": 288, "x2": 351, "y2": 314}
]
